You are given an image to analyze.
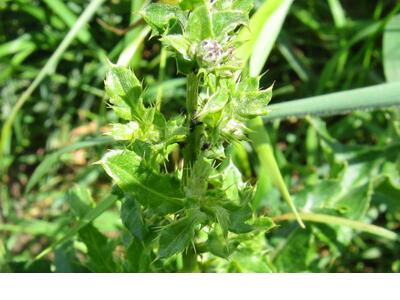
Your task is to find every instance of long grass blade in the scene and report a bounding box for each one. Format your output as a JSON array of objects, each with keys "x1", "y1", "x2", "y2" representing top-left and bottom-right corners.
[
  {"x1": 236, "y1": 0, "x2": 304, "y2": 227},
  {"x1": 383, "y1": 14, "x2": 400, "y2": 82},
  {"x1": 263, "y1": 82, "x2": 400, "y2": 121},
  {"x1": 25, "y1": 137, "x2": 113, "y2": 193},
  {"x1": 273, "y1": 212, "x2": 398, "y2": 241},
  {"x1": 0, "y1": 0, "x2": 105, "y2": 172},
  {"x1": 30, "y1": 192, "x2": 118, "y2": 264}
]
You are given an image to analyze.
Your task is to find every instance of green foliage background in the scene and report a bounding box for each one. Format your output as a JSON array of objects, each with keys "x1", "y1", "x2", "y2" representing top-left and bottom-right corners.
[{"x1": 0, "y1": 0, "x2": 399, "y2": 272}]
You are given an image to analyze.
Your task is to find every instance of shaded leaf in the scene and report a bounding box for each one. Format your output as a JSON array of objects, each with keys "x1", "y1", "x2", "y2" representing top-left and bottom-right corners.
[
  {"x1": 79, "y1": 224, "x2": 116, "y2": 272},
  {"x1": 105, "y1": 64, "x2": 144, "y2": 121},
  {"x1": 121, "y1": 196, "x2": 147, "y2": 241},
  {"x1": 186, "y1": 5, "x2": 213, "y2": 41},
  {"x1": 141, "y1": 3, "x2": 186, "y2": 35},
  {"x1": 101, "y1": 150, "x2": 184, "y2": 214},
  {"x1": 158, "y1": 210, "x2": 206, "y2": 258}
]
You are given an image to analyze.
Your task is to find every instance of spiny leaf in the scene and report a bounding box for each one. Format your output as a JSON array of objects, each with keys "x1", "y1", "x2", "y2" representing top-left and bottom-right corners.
[
  {"x1": 212, "y1": 11, "x2": 248, "y2": 37},
  {"x1": 161, "y1": 34, "x2": 191, "y2": 59},
  {"x1": 105, "y1": 64, "x2": 144, "y2": 121},
  {"x1": 101, "y1": 150, "x2": 184, "y2": 214},
  {"x1": 186, "y1": 5, "x2": 213, "y2": 41},
  {"x1": 235, "y1": 86, "x2": 273, "y2": 118},
  {"x1": 141, "y1": 3, "x2": 186, "y2": 35},
  {"x1": 121, "y1": 196, "x2": 147, "y2": 241},
  {"x1": 79, "y1": 224, "x2": 116, "y2": 272},
  {"x1": 158, "y1": 210, "x2": 206, "y2": 258}
]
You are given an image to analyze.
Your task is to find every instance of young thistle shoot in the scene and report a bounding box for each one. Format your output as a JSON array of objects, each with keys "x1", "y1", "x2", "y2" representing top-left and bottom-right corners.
[{"x1": 101, "y1": 0, "x2": 275, "y2": 267}]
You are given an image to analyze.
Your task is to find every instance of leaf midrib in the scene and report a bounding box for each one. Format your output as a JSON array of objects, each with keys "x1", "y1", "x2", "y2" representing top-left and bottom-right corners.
[{"x1": 111, "y1": 161, "x2": 185, "y2": 206}]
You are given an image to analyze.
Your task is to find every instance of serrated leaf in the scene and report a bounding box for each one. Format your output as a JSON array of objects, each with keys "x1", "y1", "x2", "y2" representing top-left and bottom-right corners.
[
  {"x1": 101, "y1": 150, "x2": 184, "y2": 214},
  {"x1": 79, "y1": 224, "x2": 116, "y2": 273},
  {"x1": 105, "y1": 64, "x2": 144, "y2": 121},
  {"x1": 107, "y1": 121, "x2": 140, "y2": 141},
  {"x1": 232, "y1": 0, "x2": 254, "y2": 13},
  {"x1": 121, "y1": 196, "x2": 147, "y2": 241},
  {"x1": 158, "y1": 210, "x2": 205, "y2": 258},
  {"x1": 207, "y1": 227, "x2": 236, "y2": 258},
  {"x1": 236, "y1": 86, "x2": 272, "y2": 118},
  {"x1": 186, "y1": 158, "x2": 213, "y2": 199},
  {"x1": 222, "y1": 159, "x2": 245, "y2": 202},
  {"x1": 209, "y1": 205, "x2": 231, "y2": 236},
  {"x1": 186, "y1": 5, "x2": 213, "y2": 41},
  {"x1": 213, "y1": 0, "x2": 254, "y2": 13},
  {"x1": 125, "y1": 234, "x2": 151, "y2": 272},
  {"x1": 228, "y1": 233, "x2": 274, "y2": 272},
  {"x1": 227, "y1": 203, "x2": 253, "y2": 233},
  {"x1": 141, "y1": 3, "x2": 186, "y2": 35},
  {"x1": 161, "y1": 34, "x2": 191, "y2": 58},
  {"x1": 212, "y1": 11, "x2": 248, "y2": 37},
  {"x1": 196, "y1": 90, "x2": 228, "y2": 126},
  {"x1": 252, "y1": 216, "x2": 275, "y2": 232},
  {"x1": 273, "y1": 228, "x2": 316, "y2": 272}
]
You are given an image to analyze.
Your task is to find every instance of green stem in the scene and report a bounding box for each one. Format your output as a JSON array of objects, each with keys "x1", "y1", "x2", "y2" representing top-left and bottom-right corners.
[
  {"x1": 263, "y1": 82, "x2": 400, "y2": 122},
  {"x1": 273, "y1": 212, "x2": 398, "y2": 241},
  {"x1": 183, "y1": 73, "x2": 201, "y2": 184},
  {"x1": 249, "y1": 117, "x2": 305, "y2": 228}
]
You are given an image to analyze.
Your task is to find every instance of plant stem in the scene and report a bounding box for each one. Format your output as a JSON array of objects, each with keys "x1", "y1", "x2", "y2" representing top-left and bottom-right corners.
[
  {"x1": 183, "y1": 73, "x2": 201, "y2": 184},
  {"x1": 273, "y1": 212, "x2": 398, "y2": 241}
]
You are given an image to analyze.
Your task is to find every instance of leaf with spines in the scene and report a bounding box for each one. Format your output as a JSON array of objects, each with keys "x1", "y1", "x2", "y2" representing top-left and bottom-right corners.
[
  {"x1": 105, "y1": 64, "x2": 145, "y2": 121},
  {"x1": 185, "y1": 2, "x2": 249, "y2": 41},
  {"x1": 79, "y1": 224, "x2": 117, "y2": 273},
  {"x1": 196, "y1": 90, "x2": 228, "y2": 127},
  {"x1": 186, "y1": 5, "x2": 213, "y2": 41},
  {"x1": 101, "y1": 150, "x2": 184, "y2": 214},
  {"x1": 160, "y1": 34, "x2": 191, "y2": 59},
  {"x1": 141, "y1": 3, "x2": 186, "y2": 35},
  {"x1": 235, "y1": 86, "x2": 273, "y2": 118},
  {"x1": 121, "y1": 196, "x2": 147, "y2": 241},
  {"x1": 158, "y1": 209, "x2": 206, "y2": 258},
  {"x1": 212, "y1": 11, "x2": 248, "y2": 37}
]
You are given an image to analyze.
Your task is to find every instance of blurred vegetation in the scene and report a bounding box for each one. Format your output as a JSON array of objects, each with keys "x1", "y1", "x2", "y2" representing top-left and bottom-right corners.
[{"x1": 0, "y1": 0, "x2": 399, "y2": 272}]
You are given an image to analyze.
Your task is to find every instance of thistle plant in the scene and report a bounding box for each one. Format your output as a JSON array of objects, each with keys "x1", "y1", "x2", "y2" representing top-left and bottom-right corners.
[{"x1": 100, "y1": 0, "x2": 279, "y2": 271}]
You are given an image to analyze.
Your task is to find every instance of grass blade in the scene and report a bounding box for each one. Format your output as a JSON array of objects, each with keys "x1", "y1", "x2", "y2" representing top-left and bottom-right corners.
[
  {"x1": 43, "y1": 0, "x2": 91, "y2": 43},
  {"x1": 25, "y1": 137, "x2": 113, "y2": 193},
  {"x1": 31, "y1": 192, "x2": 119, "y2": 263},
  {"x1": 273, "y1": 212, "x2": 398, "y2": 241},
  {"x1": 0, "y1": 0, "x2": 105, "y2": 171},
  {"x1": 263, "y1": 82, "x2": 400, "y2": 121},
  {"x1": 117, "y1": 26, "x2": 151, "y2": 66},
  {"x1": 237, "y1": 0, "x2": 293, "y2": 76},
  {"x1": 383, "y1": 14, "x2": 400, "y2": 82},
  {"x1": 236, "y1": 0, "x2": 303, "y2": 227}
]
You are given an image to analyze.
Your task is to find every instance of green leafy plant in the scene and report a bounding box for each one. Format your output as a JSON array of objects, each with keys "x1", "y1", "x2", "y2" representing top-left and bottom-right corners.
[
  {"x1": 1, "y1": 0, "x2": 399, "y2": 273},
  {"x1": 99, "y1": 0, "x2": 282, "y2": 270}
]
